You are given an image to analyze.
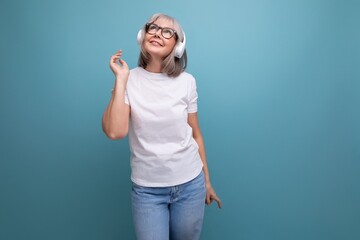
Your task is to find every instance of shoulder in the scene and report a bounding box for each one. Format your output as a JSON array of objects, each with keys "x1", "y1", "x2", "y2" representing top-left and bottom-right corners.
[
  {"x1": 178, "y1": 71, "x2": 194, "y2": 79},
  {"x1": 129, "y1": 67, "x2": 142, "y2": 77},
  {"x1": 126, "y1": 68, "x2": 142, "y2": 90},
  {"x1": 177, "y1": 71, "x2": 196, "y2": 83},
  {"x1": 128, "y1": 67, "x2": 143, "y2": 83}
]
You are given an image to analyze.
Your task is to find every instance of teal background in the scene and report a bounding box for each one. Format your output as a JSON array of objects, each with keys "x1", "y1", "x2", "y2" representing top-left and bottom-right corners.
[{"x1": 1, "y1": 0, "x2": 359, "y2": 239}]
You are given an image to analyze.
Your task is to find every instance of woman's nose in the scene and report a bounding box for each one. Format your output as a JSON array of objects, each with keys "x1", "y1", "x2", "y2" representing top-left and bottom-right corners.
[{"x1": 154, "y1": 28, "x2": 162, "y2": 37}]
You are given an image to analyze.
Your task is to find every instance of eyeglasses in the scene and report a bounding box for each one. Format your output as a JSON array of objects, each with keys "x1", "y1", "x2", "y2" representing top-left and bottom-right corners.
[{"x1": 145, "y1": 23, "x2": 177, "y2": 39}]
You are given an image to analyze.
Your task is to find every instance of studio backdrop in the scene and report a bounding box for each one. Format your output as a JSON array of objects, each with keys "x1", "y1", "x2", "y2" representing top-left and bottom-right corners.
[{"x1": 1, "y1": 0, "x2": 359, "y2": 239}]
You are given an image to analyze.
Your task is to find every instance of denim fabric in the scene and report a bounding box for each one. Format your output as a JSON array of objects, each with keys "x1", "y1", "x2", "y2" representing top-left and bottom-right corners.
[{"x1": 131, "y1": 171, "x2": 206, "y2": 240}]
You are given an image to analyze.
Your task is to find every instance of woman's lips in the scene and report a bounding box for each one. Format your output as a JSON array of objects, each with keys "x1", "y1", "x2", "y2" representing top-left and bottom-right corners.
[{"x1": 149, "y1": 40, "x2": 163, "y2": 46}]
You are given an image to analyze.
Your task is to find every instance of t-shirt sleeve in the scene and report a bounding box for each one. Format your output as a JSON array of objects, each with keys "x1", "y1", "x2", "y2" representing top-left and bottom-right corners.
[
  {"x1": 124, "y1": 89, "x2": 130, "y2": 105},
  {"x1": 187, "y1": 76, "x2": 198, "y2": 113}
]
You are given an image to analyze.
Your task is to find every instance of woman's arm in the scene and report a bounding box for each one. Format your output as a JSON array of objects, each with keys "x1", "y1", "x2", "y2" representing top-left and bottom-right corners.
[
  {"x1": 188, "y1": 112, "x2": 222, "y2": 208},
  {"x1": 102, "y1": 49, "x2": 130, "y2": 140}
]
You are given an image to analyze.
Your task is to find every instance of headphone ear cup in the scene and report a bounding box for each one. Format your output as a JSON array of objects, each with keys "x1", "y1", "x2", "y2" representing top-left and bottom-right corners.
[
  {"x1": 175, "y1": 32, "x2": 186, "y2": 58},
  {"x1": 137, "y1": 29, "x2": 143, "y2": 45}
]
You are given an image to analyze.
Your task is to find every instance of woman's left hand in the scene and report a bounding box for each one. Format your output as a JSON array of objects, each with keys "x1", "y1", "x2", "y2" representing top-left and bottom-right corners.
[{"x1": 205, "y1": 182, "x2": 222, "y2": 208}]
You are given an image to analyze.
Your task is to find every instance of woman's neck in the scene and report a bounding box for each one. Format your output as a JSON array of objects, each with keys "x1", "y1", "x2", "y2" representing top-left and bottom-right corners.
[{"x1": 145, "y1": 58, "x2": 163, "y2": 73}]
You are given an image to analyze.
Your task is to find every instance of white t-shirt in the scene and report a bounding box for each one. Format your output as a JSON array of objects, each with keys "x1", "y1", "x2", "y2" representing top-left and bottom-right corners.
[{"x1": 124, "y1": 67, "x2": 203, "y2": 187}]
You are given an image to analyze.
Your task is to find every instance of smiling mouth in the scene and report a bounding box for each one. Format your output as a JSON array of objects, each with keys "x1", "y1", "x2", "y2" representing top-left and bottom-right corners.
[{"x1": 149, "y1": 40, "x2": 163, "y2": 46}]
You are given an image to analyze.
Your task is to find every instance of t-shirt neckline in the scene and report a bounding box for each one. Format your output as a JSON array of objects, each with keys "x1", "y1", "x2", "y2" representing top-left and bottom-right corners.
[{"x1": 138, "y1": 67, "x2": 170, "y2": 80}]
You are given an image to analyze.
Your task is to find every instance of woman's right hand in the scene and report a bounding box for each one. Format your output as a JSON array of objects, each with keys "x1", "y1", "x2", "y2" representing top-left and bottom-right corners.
[{"x1": 109, "y1": 49, "x2": 129, "y2": 81}]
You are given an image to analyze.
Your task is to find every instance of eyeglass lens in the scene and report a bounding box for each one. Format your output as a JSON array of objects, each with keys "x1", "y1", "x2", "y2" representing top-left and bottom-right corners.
[{"x1": 147, "y1": 24, "x2": 175, "y2": 39}]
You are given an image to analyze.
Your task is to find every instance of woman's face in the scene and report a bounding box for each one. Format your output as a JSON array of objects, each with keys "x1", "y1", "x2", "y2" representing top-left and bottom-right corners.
[{"x1": 143, "y1": 18, "x2": 177, "y2": 59}]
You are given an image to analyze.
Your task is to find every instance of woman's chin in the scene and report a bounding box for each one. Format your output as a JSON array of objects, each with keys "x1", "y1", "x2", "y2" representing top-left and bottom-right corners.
[{"x1": 148, "y1": 51, "x2": 170, "y2": 59}]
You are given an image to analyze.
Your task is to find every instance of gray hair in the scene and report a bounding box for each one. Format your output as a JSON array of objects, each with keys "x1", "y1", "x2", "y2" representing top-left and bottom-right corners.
[{"x1": 137, "y1": 13, "x2": 187, "y2": 78}]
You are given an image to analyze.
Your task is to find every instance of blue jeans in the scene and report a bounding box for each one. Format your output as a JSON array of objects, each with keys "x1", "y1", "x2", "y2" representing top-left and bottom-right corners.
[{"x1": 131, "y1": 171, "x2": 206, "y2": 240}]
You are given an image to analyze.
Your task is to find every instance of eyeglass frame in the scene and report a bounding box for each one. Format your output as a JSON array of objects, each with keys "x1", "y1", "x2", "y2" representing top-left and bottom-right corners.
[{"x1": 145, "y1": 23, "x2": 178, "y2": 40}]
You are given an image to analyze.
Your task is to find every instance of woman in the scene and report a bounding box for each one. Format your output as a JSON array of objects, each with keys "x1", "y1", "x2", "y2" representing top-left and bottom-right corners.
[{"x1": 102, "y1": 13, "x2": 221, "y2": 240}]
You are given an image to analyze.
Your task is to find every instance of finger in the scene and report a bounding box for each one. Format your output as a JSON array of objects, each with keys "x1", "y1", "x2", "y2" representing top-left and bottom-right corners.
[
  {"x1": 110, "y1": 55, "x2": 120, "y2": 61},
  {"x1": 113, "y1": 54, "x2": 122, "y2": 60},
  {"x1": 215, "y1": 198, "x2": 222, "y2": 208},
  {"x1": 111, "y1": 55, "x2": 120, "y2": 60},
  {"x1": 119, "y1": 58, "x2": 128, "y2": 68},
  {"x1": 212, "y1": 195, "x2": 222, "y2": 208},
  {"x1": 112, "y1": 51, "x2": 122, "y2": 59},
  {"x1": 110, "y1": 57, "x2": 120, "y2": 64},
  {"x1": 206, "y1": 194, "x2": 211, "y2": 205}
]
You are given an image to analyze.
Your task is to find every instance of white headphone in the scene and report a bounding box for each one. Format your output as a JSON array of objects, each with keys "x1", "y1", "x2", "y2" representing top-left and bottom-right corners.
[{"x1": 137, "y1": 26, "x2": 186, "y2": 58}]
